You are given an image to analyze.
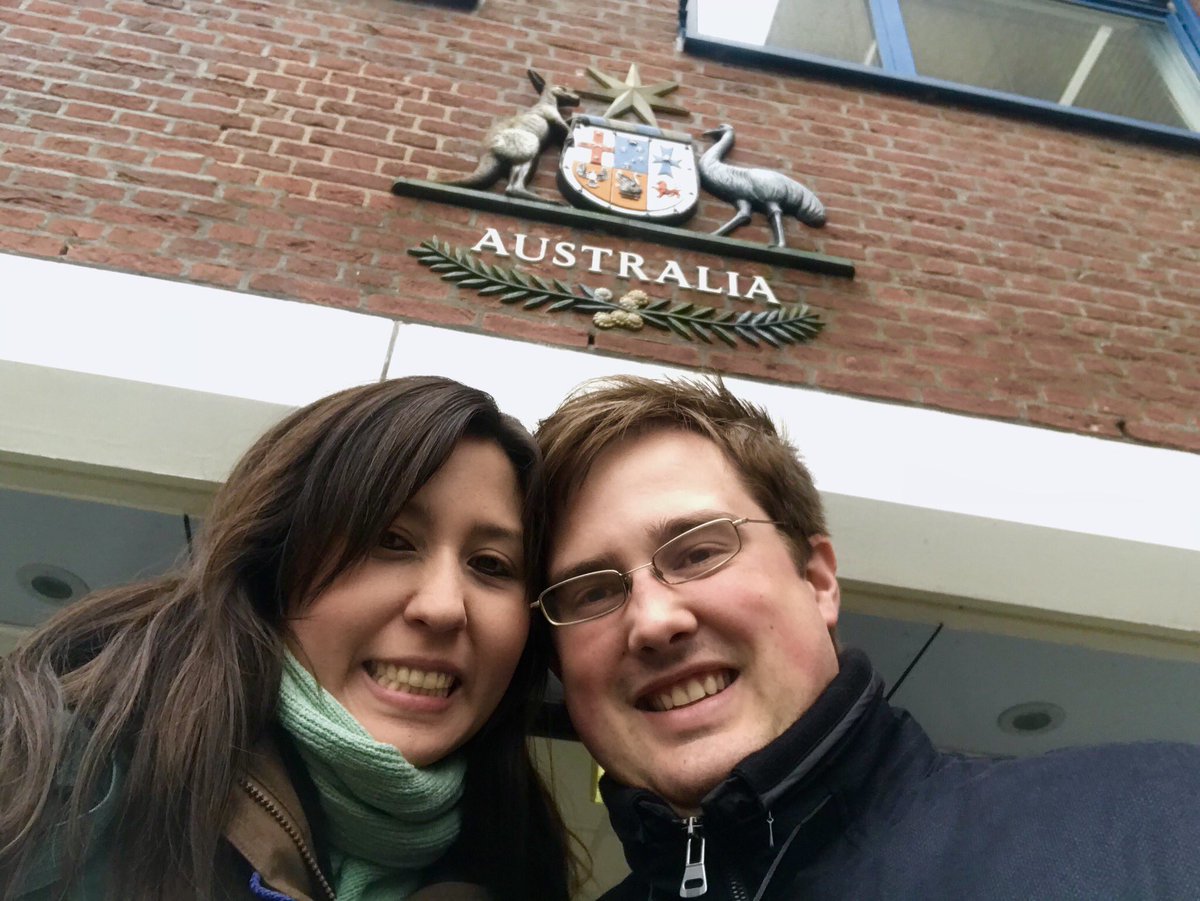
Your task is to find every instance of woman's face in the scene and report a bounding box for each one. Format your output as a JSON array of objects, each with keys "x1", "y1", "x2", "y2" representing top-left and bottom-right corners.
[{"x1": 289, "y1": 437, "x2": 531, "y2": 766}]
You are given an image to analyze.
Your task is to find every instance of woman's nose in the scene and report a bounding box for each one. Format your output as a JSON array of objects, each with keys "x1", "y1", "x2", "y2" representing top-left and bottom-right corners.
[{"x1": 402, "y1": 555, "x2": 468, "y2": 632}]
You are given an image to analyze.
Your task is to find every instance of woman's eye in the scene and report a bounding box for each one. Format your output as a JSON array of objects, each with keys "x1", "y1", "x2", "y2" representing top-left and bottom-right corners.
[
  {"x1": 472, "y1": 553, "x2": 518, "y2": 580},
  {"x1": 378, "y1": 530, "x2": 415, "y2": 552}
]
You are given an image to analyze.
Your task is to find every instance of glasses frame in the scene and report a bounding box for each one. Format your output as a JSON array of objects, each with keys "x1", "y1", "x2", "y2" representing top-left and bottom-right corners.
[{"x1": 532, "y1": 516, "x2": 781, "y2": 626}]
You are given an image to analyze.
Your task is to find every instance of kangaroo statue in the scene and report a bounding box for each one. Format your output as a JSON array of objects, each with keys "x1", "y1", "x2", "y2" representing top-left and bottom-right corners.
[
  {"x1": 441, "y1": 69, "x2": 579, "y2": 204},
  {"x1": 699, "y1": 123, "x2": 825, "y2": 248}
]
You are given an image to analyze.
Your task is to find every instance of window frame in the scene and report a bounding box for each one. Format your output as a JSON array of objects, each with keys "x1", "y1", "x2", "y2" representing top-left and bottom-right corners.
[{"x1": 680, "y1": 0, "x2": 1200, "y2": 150}]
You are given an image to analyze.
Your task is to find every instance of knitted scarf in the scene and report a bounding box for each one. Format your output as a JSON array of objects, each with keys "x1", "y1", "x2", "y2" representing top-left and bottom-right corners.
[{"x1": 276, "y1": 650, "x2": 466, "y2": 901}]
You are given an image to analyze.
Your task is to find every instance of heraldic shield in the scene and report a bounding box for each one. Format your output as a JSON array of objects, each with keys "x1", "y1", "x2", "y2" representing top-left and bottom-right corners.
[{"x1": 558, "y1": 115, "x2": 699, "y2": 225}]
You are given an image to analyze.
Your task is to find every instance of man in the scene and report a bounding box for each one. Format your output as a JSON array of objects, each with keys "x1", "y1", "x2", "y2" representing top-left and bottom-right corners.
[{"x1": 533, "y1": 375, "x2": 1200, "y2": 900}]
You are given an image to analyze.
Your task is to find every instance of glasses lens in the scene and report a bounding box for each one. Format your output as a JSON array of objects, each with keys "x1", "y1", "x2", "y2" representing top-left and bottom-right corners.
[
  {"x1": 654, "y1": 520, "x2": 740, "y2": 583},
  {"x1": 543, "y1": 571, "x2": 627, "y2": 624}
]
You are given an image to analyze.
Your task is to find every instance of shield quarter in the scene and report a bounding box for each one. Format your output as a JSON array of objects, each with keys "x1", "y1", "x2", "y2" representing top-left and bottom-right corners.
[{"x1": 558, "y1": 114, "x2": 699, "y2": 225}]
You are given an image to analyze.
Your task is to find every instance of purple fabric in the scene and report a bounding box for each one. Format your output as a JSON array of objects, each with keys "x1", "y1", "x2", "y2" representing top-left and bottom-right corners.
[{"x1": 249, "y1": 871, "x2": 294, "y2": 901}]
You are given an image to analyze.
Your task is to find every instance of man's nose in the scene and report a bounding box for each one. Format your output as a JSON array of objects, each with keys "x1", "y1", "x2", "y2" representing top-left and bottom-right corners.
[
  {"x1": 624, "y1": 568, "x2": 698, "y2": 654},
  {"x1": 403, "y1": 554, "x2": 468, "y2": 632}
]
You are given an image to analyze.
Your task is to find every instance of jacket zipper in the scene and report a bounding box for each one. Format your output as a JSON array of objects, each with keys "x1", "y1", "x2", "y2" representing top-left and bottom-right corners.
[
  {"x1": 673, "y1": 811, "x2": 772, "y2": 901},
  {"x1": 239, "y1": 776, "x2": 338, "y2": 901},
  {"x1": 681, "y1": 815, "x2": 705, "y2": 897},
  {"x1": 679, "y1": 815, "x2": 708, "y2": 898}
]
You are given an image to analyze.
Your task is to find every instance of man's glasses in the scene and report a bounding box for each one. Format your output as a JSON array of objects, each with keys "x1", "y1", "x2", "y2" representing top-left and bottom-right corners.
[{"x1": 533, "y1": 517, "x2": 780, "y2": 626}]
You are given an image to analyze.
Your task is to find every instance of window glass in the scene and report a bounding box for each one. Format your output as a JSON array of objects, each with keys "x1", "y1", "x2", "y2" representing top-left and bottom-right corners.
[
  {"x1": 685, "y1": 0, "x2": 1200, "y2": 136},
  {"x1": 765, "y1": 0, "x2": 881, "y2": 67},
  {"x1": 1074, "y1": 20, "x2": 1200, "y2": 129},
  {"x1": 695, "y1": 0, "x2": 880, "y2": 67},
  {"x1": 899, "y1": 0, "x2": 1200, "y2": 129}
]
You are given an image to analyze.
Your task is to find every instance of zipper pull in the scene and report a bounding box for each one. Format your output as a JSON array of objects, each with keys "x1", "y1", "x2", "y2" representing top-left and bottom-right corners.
[
  {"x1": 766, "y1": 810, "x2": 775, "y2": 849},
  {"x1": 679, "y1": 816, "x2": 707, "y2": 898}
]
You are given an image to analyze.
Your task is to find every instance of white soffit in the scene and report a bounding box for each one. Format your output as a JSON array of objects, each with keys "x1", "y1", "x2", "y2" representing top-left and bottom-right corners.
[
  {"x1": 724, "y1": 376, "x2": 1200, "y2": 553},
  {"x1": 387, "y1": 322, "x2": 1200, "y2": 554},
  {"x1": 0, "y1": 252, "x2": 395, "y2": 406},
  {"x1": 1, "y1": 254, "x2": 1198, "y2": 637}
]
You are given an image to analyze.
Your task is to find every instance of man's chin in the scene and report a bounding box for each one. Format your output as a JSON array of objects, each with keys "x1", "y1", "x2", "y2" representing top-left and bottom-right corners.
[{"x1": 645, "y1": 759, "x2": 734, "y2": 814}]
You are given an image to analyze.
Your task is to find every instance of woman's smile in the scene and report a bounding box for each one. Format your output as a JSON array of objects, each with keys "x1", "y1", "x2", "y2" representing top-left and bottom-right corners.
[{"x1": 367, "y1": 660, "x2": 457, "y2": 698}]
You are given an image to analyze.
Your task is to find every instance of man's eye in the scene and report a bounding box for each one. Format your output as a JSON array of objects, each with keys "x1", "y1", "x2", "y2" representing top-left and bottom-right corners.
[
  {"x1": 663, "y1": 542, "x2": 724, "y2": 573},
  {"x1": 472, "y1": 553, "x2": 518, "y2": 580},
  {"x1": 378, "y1": 531, "x2": 415, "y2": 552},
  {"x1": 682, "y1": 544, "x2": 722, "y2": 565},
  {"x1": 570, "y1": 581, "x2": 622, "y2": 609}
]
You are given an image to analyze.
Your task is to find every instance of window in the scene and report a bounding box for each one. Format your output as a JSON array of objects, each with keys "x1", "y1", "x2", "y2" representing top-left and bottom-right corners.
[{"x1": 684, "y1": 0, "x2": 1200, "y2": 142}]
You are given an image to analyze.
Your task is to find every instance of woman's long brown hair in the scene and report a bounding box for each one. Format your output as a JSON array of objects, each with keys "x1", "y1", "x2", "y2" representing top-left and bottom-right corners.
[{"x1": 0, "y1": 376, "x2": 573, "y2": 900}]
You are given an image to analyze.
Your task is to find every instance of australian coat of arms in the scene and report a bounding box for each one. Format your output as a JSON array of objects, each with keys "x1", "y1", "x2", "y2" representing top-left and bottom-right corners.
[
  {"x1": 401, "y1": 63, "x2": 843, "y2": 350},
  {"x1": 423, "y1": 63, "x2": 828, "y2": 247},
  {"x1": 558, "y1": 115, "x2": 699, "y2": 224}
]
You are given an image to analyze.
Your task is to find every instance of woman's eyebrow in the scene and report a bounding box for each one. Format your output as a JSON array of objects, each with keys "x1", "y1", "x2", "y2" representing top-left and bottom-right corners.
[
  {"x1": 470, "y1": 522, "x2": 523, "y2": 546},
  {"x1": 390, "y1": 500, "x2": 430, "y2": 528},
  {"x1": 395, "y1": 502, "x2": 522, "y2": 546}
]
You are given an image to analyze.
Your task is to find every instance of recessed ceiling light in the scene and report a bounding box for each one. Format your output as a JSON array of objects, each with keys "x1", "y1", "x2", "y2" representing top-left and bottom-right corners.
[
  {"x1": 16, "y1": 563, "x2": 89, "y2": 605},
  {"x1": 997, "y1": 701, "x2": 1065, "y2": 735}
]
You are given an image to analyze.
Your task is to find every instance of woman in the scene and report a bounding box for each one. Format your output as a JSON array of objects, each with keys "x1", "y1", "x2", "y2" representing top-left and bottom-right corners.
[{"x1": 0, "y1": 376, "x2": 573, "y2": 900}]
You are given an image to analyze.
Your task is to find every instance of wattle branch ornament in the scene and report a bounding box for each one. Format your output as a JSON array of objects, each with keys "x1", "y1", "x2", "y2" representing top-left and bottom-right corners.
[{"x1": 408, "y1": 239, "x2": 824, "y2": 348}]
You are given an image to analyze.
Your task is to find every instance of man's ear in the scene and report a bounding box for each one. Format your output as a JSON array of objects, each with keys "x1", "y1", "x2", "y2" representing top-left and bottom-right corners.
[{"x1": 806, "y1": 535, "x2": 841, "y2": 632}]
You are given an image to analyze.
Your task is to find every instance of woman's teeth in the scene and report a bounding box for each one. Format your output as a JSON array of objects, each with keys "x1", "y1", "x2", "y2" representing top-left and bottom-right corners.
[
  {"x1": 368, "y1": 662, "x2": 454, "y2": 698},
  {"x1": 650, "y1": 671, "x2": 732, "y2": 712}
]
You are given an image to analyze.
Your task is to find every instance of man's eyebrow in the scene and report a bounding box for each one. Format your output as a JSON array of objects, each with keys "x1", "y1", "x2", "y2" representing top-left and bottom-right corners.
[
  {"x1": 548, "y1": 510, "x2": 732, "y2": 583},
  {"x1": 646, "y1": 511, "x2": 730, "y2": 547},
  {"x1": 548, "y1": 554, "x2": 619, "y2": 585}
]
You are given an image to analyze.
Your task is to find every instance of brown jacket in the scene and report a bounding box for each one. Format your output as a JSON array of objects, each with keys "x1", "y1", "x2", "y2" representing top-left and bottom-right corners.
[
  {"x1": 224, "y1": 738, "x2": 489, "y2": 901},
  {"x1": 222, "y1": 738, "x2": 335, "y2": 901},
  {"x1": 16, "y1": 730, "x2": 486, "y2": 901}
]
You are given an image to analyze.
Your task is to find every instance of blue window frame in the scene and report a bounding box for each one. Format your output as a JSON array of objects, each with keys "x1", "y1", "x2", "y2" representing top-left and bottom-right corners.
[{"x1": 681, "y1": 0, "x2": 1200, "y2": 148}]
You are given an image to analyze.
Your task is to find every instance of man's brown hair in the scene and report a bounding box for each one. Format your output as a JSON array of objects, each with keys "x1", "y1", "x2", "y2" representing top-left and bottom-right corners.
[{"x1": 535, "y1": 375, "x2": 828, "y2": 571}]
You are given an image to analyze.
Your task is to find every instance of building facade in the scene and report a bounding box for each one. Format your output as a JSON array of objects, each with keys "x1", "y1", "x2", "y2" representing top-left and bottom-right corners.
[{"x1": 2, "y1": 0, "x2": 1199, "y2": 894}]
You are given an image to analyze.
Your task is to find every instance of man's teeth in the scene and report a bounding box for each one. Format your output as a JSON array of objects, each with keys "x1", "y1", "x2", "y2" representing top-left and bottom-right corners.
[
  {"x1": 368, "y1": 662, "x2": 454, "y2": 697},
  {"x1": 652, "y1": 671, "x2": 731, "y2": 711}
]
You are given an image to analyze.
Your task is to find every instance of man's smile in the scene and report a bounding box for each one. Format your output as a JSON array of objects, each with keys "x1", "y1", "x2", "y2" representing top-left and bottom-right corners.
[{"x1": 638, "y1": 669, "x2": 738, "y2": 712}]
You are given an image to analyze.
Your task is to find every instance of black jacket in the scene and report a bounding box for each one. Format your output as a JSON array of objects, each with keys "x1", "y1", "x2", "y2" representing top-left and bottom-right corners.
[{"x1": 599, "y1": 650, "x2": 1200, "y2": 900}]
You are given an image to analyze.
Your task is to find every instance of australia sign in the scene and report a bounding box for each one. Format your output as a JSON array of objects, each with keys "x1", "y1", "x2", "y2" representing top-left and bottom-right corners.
[{"x1": 558, "y1": 114, "x2": 699, "y2": 225}]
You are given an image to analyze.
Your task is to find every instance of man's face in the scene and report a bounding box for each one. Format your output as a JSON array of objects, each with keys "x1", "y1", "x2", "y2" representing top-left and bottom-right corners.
[{"x1": 550, "y1": 429, "x2": 841, "y2": 813}]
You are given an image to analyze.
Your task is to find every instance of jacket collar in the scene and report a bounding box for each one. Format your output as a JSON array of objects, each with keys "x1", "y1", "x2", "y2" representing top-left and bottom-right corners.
[
  {"x1": 225, "y1": 731, "x2": 325, "y2": 901},
  {"x1": 599, "y1": 650, "x2": 932, "y2": 894}
]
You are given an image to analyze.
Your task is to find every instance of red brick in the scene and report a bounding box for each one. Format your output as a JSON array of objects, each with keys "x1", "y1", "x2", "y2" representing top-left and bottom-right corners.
[
  {"x1": 367, "y1": 291, "x2": 478, "y2": 327},
  {"x1": 0, "y1": 231, "x2": 67, "y2": 256},
  {"x1": 0, "y1": 0, "x2": 1191, "y2": 451},
  {"x1": 591, "y1": 328, "x2": 706, "y2": 369},
  {"x1": 481, "y1": 312, "x2": 591, "y2": 348},
  {"x1": 248, "y1": 272, "x2": 360, "y2": 309}
]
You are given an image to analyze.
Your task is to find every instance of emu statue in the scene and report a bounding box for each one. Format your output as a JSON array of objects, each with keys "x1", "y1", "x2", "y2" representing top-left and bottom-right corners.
[
  {"x1": 699, "y1": 123, "x2": 825, "y2": 247},
  {"x1": 440, "y1": 69, "x2": 579, "y2": 204}
]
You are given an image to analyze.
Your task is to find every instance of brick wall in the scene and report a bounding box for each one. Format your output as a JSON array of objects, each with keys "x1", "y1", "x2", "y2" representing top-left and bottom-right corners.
[{"x1": 1, "y1": 0, "x2": 1197, "y2": 451}]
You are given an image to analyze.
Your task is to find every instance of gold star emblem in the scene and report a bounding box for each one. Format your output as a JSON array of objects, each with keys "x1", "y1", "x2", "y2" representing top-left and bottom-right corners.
[{"x1": 579, "y1": 64, "x2": 689, "y2": 128}]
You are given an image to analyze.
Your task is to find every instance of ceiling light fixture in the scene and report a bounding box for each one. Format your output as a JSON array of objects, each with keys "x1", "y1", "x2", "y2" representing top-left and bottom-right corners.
[
  {"x1": 997, "y1": 701, "x2": 1065, "y2": 735},
  {"x1": 16, "y1": 563, "x2": 90, "y2": 605}
]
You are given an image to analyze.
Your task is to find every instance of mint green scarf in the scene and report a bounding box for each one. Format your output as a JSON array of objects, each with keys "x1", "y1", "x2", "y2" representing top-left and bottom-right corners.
[{"x1": 276, "y1": 650, "x2": 466, "y2": 901}]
